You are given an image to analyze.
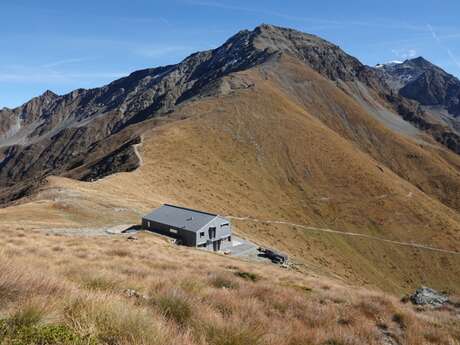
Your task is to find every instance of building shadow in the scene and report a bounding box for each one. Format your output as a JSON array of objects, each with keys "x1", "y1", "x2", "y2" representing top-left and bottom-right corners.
[{"x1": 121, "y1": 225, "x2": 143, "y2": 234}]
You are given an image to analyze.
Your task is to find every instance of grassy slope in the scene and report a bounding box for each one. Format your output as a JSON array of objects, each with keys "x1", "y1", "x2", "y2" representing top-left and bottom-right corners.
[
  {"x1": 0, "y1": 225, "x2": 459, "y2": 345},
  {"x1": 268, "y1": 55, "x2": 460, "y2": 213},
  {"x1": 2, "y1": 56, "x2": 460, "y2": 296}
]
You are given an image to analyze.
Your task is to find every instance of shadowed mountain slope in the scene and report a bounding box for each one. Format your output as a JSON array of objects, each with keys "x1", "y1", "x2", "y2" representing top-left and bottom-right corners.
[{"x1": 379, "y1": 57, "x2": 460, "y2": 116}]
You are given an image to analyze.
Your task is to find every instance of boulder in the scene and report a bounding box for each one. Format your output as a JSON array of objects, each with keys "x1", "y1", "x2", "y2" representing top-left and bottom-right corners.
[{"x1": 410, "y1": 287, "x2": 448, "y2": 307}]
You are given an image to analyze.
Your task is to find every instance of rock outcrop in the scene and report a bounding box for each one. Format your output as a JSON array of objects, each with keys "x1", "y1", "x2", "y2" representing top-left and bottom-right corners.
[
  {"x1": 379, "y1": 57, "x2": 460, "y2": 117},
  {"x1": 410, "y1": 287, "x2": 449, "y2": 307}
]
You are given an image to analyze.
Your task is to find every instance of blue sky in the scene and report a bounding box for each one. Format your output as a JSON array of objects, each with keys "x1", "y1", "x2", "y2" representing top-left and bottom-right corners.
[{"x1": 1, "y1": 0, "x2": 460, "y2": 108}]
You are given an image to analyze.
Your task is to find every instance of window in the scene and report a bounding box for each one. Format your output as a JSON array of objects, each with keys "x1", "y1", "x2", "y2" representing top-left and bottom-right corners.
[
  {"x1": 200, "y1": 231, "x2": 205, "y2": 237},
  {"x1": 170, "y1": 229, "x2": 178, "y2": 234},
  {"x1": 220, "y1": 223, "x2": 229, "y2": 227},
  {"x1": 228, "y1": 236, "x2": 232, "y2": 242}
]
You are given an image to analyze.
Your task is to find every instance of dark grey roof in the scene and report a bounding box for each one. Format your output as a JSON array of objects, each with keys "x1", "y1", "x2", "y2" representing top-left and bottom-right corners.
[{"x1": 143, "y1": 204, "x2": 220, "y2": 232}]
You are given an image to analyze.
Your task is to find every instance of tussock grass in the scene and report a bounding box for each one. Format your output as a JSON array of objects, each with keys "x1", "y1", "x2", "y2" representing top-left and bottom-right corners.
[
  {"x1": 0, "y1": 256, "x2": 67, "y2": 306},
  {"x1": 204, "y1": 323, "x2": 264, "y2": 345},
  {"x1": 65, "y1": 294, "x2": 171, "y2": 345},
  {"x1": 154, "y1": 290, "x2": 193, "y2": 326},
  {"x1": 8, "y1": 304, "x2": 46, "y2": 329},
  {"x1": 209, "y1": 273, "x2": 239, "y2": 289},
  {"x1": 0, "y1": 229, "x2": 458, "y2": 345},
  {"x1": 105, "y1": 248, "x2": 132, "y2": 257},
  {"x1": 80, "y1": 272, "x2": 121, "y2": 292}
]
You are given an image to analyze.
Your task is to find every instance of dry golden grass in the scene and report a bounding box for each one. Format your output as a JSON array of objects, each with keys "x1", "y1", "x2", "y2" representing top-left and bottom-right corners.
[{"x1": 0, "y1": 227, "x2": 458, "y2": 345}]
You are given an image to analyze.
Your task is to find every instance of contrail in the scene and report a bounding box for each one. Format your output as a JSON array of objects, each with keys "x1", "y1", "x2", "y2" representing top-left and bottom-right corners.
[{"x1": 427, "y1": 24, "x2": 460, "y2": 69}]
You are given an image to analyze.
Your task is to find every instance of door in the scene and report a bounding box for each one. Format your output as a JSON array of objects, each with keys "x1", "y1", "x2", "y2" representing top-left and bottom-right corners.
[
  {"x1": 212, "y1": 240, "x2": 222, "y2": 251},
  {"x1": 209, "y1": 227, "x2": 216, "y2": 239}
]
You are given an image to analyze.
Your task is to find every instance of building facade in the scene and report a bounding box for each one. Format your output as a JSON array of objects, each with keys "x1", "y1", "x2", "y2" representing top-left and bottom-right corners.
[{"x1": 142, "y1": 204, "x2": 232, "y2": 251}]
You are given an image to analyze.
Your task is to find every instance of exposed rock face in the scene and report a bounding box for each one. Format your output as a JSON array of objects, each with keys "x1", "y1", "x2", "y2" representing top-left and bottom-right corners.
[
  {"x1": 376, "y1": 57, "x2": 460, "y2": 153},
  {"x1": 251, "y1": 24, "x2": 365, "y2": 81},
  {"x1": 379, "y1": 57, "x2": 460, "y2": 117},
  {"x1": 1, "y1": 24, "x2": 460, "y2": 205},
  {"x1": 402, "y1": 70, "x2": 460, "y2": 116},
  {"x1": 410, "y1": 287, "x2": 449, "y2": 307}
]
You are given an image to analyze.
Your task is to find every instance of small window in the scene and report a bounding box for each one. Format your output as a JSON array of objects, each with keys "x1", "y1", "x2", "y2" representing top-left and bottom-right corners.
[
  {"x1": 220, "y1": 223, "x2": 229, "y2": 227},
  {"x1": 228, "y1": 236, "x2": 232, "y2": 242},
  {"x1": 200, "y1": 231, "x2": 205, "y2": 237},
  {"x1": 170, "y1": 229, "x2": 178, "y2": 234}
]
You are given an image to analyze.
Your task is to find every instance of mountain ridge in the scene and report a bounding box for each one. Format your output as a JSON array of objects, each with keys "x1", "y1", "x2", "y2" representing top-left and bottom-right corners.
[{"x1": 0, "y1": 24, "x2": 460, "y2": 203}]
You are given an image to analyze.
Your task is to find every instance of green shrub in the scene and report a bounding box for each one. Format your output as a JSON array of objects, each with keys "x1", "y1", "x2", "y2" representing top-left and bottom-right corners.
[
  {"x1": 7, "y1": 305, "x2": 44, "y2": 330},
  {"x1": 0, "y1": 320, "x2": 95, "y2": 345},
  {"x1": 295, "y1": 285, "x2": 312, "y2": 293},
  {"x1": 234, "y1": 271, "x2": 259, "y2": 282}
]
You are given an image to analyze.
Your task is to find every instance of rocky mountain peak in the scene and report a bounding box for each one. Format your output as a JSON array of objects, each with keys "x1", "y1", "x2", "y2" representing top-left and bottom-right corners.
[
  {"x1": 379, "y1": 56, "x2": 460, "y2": 115},
  {"x1": 379, "y1": 56, "x2": 452, "y2": 86},
  {"x1": 41, "y1": 89, "x2": 58, "y2": 98},
  {"x1": 233, "y1": 24, "x2": 364, "y2": 81},
  {"x1": 407, "y1": 56, "x2": 434, "y2": 69}
]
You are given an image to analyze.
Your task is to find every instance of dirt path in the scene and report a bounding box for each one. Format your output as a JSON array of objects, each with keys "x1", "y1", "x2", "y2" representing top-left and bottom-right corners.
[
  {"x1": 45, "y1": 224, "x2": 136, "y2": 237},
  {"x1": 227, "y1": 216, "x2": 460, "y2": 256},
  {"x1": 133, "y1": 137, "x2": 144, "y2": 167}
]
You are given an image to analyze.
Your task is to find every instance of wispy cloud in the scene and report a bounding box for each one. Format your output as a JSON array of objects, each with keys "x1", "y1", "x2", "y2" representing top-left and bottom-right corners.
[
  {"x1": 41, "y1": 57, "x2": 95, "y2": 69},
  {"x1": 185, "y1": 0, "x2": 344, "y2": 31},
  {"x1": 391, "y1": 48, "x2": 418, "y2": 60},
  {"x1": 186, "y1": 0, "x2": 429, "y2": 32},
  {"x1": 0, "y1": 56, "x2": 127, "y2": 84},
  {"x1": 0, "y1": 65, "x2": 127, "y2": 84},
  {"x1": 133, "y1": 45, "x2": 193, "y2": 58},
  {"x1": 427, "y1": 24, "x2": 460, "y2": 68},
  {"x1": 21, "y1": 35, "x2": 200, "y2": 60},
  {"x1": 102, "y1": 15, "x2": 171, "y2": 26}
]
